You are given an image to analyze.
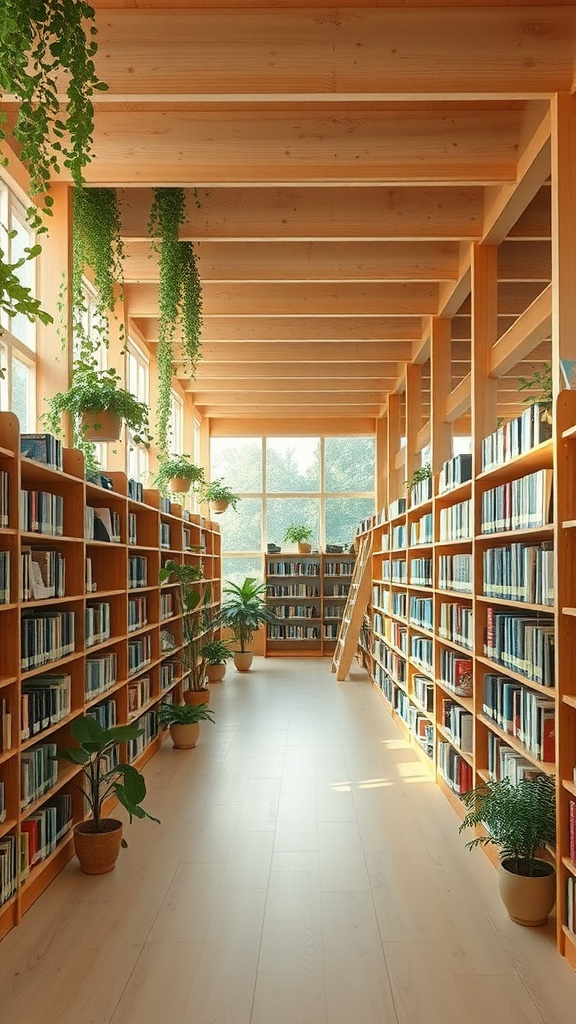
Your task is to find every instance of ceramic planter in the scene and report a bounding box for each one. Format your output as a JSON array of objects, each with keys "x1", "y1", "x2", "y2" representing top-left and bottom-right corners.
[
  {"x1": 81, "y1": 410, "x2": 122, "y2": 443},
  {"x1": 498, "y1": 858, "x2": 556, "y2": 926},
  {"x1": 183, "y1": 687, "x2": 210, "y2": 706},
  {"x1": 169, "y1": 722, "x2": 200, "y2": 749},
  {"x1": 210, "y1": 499, "x2": 229, "y2": 514},
  {"x1": 234, "y1": 651, "x2": 253, "y2": 672},
  {"x1": 298, "y1": 542, "x2": 312, "y2": 554},
  {"x1": 169, "y1": 477, "x2": 192, "y2": 493},
  {"x1": 73, "y1": 818, "x2": 123, "y2": 874},
  {"x1": 206, "y1": 663, "x2": 226, "y2": 683}
]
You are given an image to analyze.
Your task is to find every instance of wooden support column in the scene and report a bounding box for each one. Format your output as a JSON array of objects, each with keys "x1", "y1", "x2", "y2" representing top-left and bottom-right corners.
[
  {"x1": 106, "y1": 285, "x2": 129, "y2": 472},
  {"x1": 471, "y1": 244, "x2": 498, "y2": 477},
  {"x1": 386, "y1": 393, "x2": 401, "y2": 508},
  {"x1": 430, "y1": 318, "x2": 453, "y2": 475},
  {"x1": 551, "y1": 93, "x2": 576, "y2": 395},
  {"x1": 148, "y1": 344, "x2": 161, "y2": 477},
  {"x1": 405, "y1": 362, "x2": 422, "y2": 486},
  {"x1": 36, "y1": 184, "x2": 73, "y2": 441},
  {"x1": 375, "y1": 414, "x2": 387, "y2": 512}
]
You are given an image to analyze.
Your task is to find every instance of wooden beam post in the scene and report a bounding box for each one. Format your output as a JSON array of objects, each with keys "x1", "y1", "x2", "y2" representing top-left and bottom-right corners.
[
  {"x1": 386, "y1": 393, "x2": 401, "y2": 509},
  {"x1": 36, "y1": 184, "x2": 73, "y2": 442},
  {"x1": 375, "y1": 413, "x2": 387, "y2": 512},
  {"x1": 551, "y1": 93, "x2": 576, "y2": 395},
  {"x1": 471, "y1": 244, "x2": 498, "y2": 476},
  {"x1": 405, "y1": 362, "x2": 422, "y2": 487},
  {"x1": 430, "y1": 317, "x2": 453, "y2": 476}
]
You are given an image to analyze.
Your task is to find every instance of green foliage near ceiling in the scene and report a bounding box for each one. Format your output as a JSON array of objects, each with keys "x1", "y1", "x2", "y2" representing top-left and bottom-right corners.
[
  {"x1": 72, "y1": 187, "x2": 125, "y2": 359},
  {"x1": 148, "y1": 188, "x2": 203, "y2": 458}
]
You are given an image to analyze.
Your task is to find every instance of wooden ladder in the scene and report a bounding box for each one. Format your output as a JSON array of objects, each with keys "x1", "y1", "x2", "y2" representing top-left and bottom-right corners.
[{"x1": 331, "y1": 532, "x2": 373, "y2": 681}]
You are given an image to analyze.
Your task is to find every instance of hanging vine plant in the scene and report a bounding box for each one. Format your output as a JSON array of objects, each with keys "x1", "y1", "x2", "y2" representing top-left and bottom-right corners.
[
  {"x1": 72, "y1": 186, "x2": 125, "y2": 360},
  {"x1": 0, "y1": 1, "x2": 108, "y2": 327},
  {"x1": 148, "y1": 188, "x2": 203, "y2": 456}
]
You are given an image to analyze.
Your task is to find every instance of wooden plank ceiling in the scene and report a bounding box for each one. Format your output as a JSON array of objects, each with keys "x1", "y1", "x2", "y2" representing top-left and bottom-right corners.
[{"x1": 79, "y1": 1, "x2": 576, "y2": 425}]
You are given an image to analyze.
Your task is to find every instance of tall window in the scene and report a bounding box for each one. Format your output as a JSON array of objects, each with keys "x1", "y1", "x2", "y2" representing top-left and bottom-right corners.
[
  {"x1": 169, "y1": 392, "x2": 184, "y2": 455},
  {"x1": 211, "y1": 435, "x2": 375, "y2": 585},
  {"x1": 0, "y1": 176, "x2": 38, "y2": 431},
  {"x1": 126, "y1": 339, "x2": 149, "y2": 482}
]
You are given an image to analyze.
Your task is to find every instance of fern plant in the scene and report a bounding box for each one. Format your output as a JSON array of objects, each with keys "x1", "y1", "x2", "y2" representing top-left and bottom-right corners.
[{"x1": 72, "y1": 188, "x2": 125, "y2": 360}]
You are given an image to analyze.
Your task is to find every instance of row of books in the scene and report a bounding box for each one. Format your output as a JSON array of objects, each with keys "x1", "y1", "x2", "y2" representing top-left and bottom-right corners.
[
  {"x1": 20, "y1": 490, "x2": 64, "y2": 536},
  {"x1": 87, "y1": 698, "x2": 117, "y2": 730},
  {"x1": 0, "y1": 550, "x2": 9, "y2": 604},
  {"x1": 128, "y1": 512, "x2": 137, "y2": 545},
  {"x1": 21, "y1": 546, "x2": 65, "y2": 601},
  {"x1": 438, "y1": 454, "x2": 472, "y2": 495},
  {"x1": 21, "y1": 794, "x2": 73, "y2": 874},
  {"x1": 323, "y1": 624, "x2": 343, "y2": 639},
  {"x1": 20, "y1": 432, "x2": 63, "y2": 471},
  {"x1": 441, "y1": 699, "x2": 473, "y2": 755},
  {"x1": 324, "y1": 561, "x2": 354, "y2": 576},
  {"x1": 267, "y1": 561, "x2": 320, "y2": 577},
  {"x1": 128, "y1": 635, "x2": 152, "y2": 676},
  {"x1": 0, "y1": 469, "x2": 8, "y2": 527},
  {"x1": 21, "y1": 741, "x2": 58, "y2": 810},
  {"x1": 0, "y1": 696, "x2": 11, "y2": 752},
  {"x1": 410, "y1": 476, "x2": 433, "y2": 508},
  {"x1": 413, "y1": 674, "x2": 434, "y2": 712},
  {"x1": 438, "y1": 602, "x2": 473, "y2": 650},
  {"x1": 270, "y1": 605, "x2": 320, "y2": 619},
  {"x1": 481, "y1": 403, "x2": 552, "y2": 472},
  {"x1": 85, "y1": 506, "x2": 121, "y2": 543},
  {"x1": 437, "y1": 553, "x2": 472, "y2": 593},
  {"x1": 484, "y1": 608, "x2": 554, "y2": 687},
  {"x1": 85, "y1": 652, "x2": 117, "y2": 699},
  {"x1": 482, "y1": 542, "x2": 554, "y2": 606},
  {"x1": 390, "y1": 621, "x2": 408, "y2": 653},
  {"x1": 480, "y1": 469, "x2": 553, "y2": 534},
  {"x1": 439, "y1": 499, "x2": 472, "y2": 543},
  {"x1": 392, "y1": 524, "x2": 406, "y2": 549},
  {"x1": 487, "y1": 734, "x2": 544, "y2": 783},
  {"x1": 410, "y1": 635, "x2": 433, "y2": 672},
  {"x1": 439, "y1": 650, "x2": 473, "y2": 696},
  {"x1": 482, "y1": 673, "x2": 555, "y2": 762},
  {"x1": 0, "y1": 834, "x2": 17, "y2": 905},
  {"x1": 160, "y1": 593, "x2": 174, "y2": 620},
  {"x1": 324, "y1": 583, "x2": 350, "y2": 597},
  {"x1": 21, "y1": 610, "x2": 75, "y2": 670},
  {"x1": 410, "y1": 513, "x2": 433, "y2": 547},
  {"x1": 567, "y1": 878, "x2": 576, "y2": 938},
  {"x1": 128, "y1": 479, "x2": 144, "y2": 502},
  {"x1": 410, "y1": 557, "x2": 432, "y2": 587},
  {"x1": 161, "y1": 662, "x2": 176, "y2": 691},
  {"x1": 128, "y1": 675, "x2": 152, "y2": 715},
  {"x1": 409, "y1": 595, "x2": 433, "y2": 630},
  {"x1": 438, "y1": 740, "x2": 473, "y2": 795},
  {"x1": 324, "y1": 605, "x2": 344, "y2": 619},
  {"x1": 21, "y1": 673, "x2": 71, "y2": 740},
  {"x1": 128, "y1": 555, "x2": 148, "y2": 589},
  {"x1": 128, "y1": 596, "x2": 148, "y2": 633},
  {"x1": 267, "y1": 625, "x2": 320, "y2": 639},
  {"x1": 86, "y1": 602, "x2": 111, "y2": 647},
  {"x1": 160, "y1": 523, "x2": 171, "y2": 549},
  {"x1": 373, "y1": 640, "x2": 406, "y2": 684},
  {"x1": 127, "y1": 708, "x2": 158, "y2": 762},
  {"x1": 395, "y1": 690, "x2": 434, "y2": 759},
  {"x1": 85, "y1": 556, "x2": 97, "y2": 594},
  {"x1": 267, "y1": 583, "x2": 319, "y2": 597}
]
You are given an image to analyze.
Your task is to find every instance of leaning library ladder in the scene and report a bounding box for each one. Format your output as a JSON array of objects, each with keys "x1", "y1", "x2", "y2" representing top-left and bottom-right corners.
[{"x1": 331, "y1": 532, "x2": 373, "y2": 681}]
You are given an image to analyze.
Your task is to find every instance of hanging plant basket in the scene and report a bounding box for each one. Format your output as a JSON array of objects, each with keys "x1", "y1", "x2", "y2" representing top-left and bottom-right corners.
[
  {"x1": 210, "y1": 499, "x2": 229, "y2": 514},
  {"x1": 81, "y1": 409, "x2": 122, "y2": 442},
  {"x1": 170, "y1": 477, "x2": 193, "y2": 494}
]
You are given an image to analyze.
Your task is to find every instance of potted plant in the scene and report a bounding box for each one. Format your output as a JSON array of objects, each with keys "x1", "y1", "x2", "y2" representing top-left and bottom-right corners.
[
  {"x1": 154, "y1": 455, "x2": 205, "y2": 495},
  {"x1": 200, "y1": 478, "x2": 240, "y2": 514},
  {"x1": 43, "y1": 363, "x2": 152, "y2": 447},
  {"x1": 201, "y1": 638, "x2": 234, "y2": 683},
  {"x1": 459, "y1": 774, "x2": 556, "y2": 926},
  {"x1": 217, "y1": 577, "x2": 278, "y2": 672},
  {"x1": 57, "y1": 715, "x2": 159, "y2": 875},
  {"x1": 284, "y1": 523, "x2": 313, "y2": 554},
  {"x1": 158, "y1": 559, "x2": 212, "y2": 702},
  {"x1": 158, "y1": 700, "x2": 214, "y2": 750}
]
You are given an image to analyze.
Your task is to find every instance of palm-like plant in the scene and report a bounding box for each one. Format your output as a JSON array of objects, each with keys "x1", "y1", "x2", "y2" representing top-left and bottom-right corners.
[
  {"x1": 459, "y1": 774, "x2": 556, "y2": 877},
  {"x1": 217, "y1": 577, "x2": 277, "y2": 653},
  {"x1": 158, "y1": 560, "x2": 213, "y2": 691}
]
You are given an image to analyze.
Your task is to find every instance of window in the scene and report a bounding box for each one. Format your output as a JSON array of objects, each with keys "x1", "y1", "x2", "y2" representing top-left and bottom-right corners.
[
  {"x1": 126, "y1": 339, "x2": 150, "y2": 483},
  {"x1": 211, "y1": 435, "x2": 375, "y2": 583},
  {"x1": 0, "y1": 174, "x2": 39, "y2": 431},
  {"x1": 169, "y1": 392, "x2": 184, "y2": 455}
]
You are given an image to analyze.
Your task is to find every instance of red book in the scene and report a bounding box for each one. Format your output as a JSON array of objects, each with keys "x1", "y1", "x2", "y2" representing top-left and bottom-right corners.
[
  {"x1": 485, "y1": 607, "x2": 495, "y2": 660},
  {"x1": 20, "y1": 819, "x2": 38, "y2": 867},
  {"x1": 570, "y1": 800, "x2": 576, "y2": 863},
  {"x1": 541, "y1": 711, "x2": 555, "y2": 763},
  {"x1": 453, "y1": 659, "x2": 473, "y2": 697}
]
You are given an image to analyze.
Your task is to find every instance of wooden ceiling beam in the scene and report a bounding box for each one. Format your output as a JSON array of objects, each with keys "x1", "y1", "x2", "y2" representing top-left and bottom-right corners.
[
  {"x1": 76, "y1": 109, "x2": 522, "y2": 186},
  {"x1": 190, "y1": 362, "x2": 402, "y2": 381},
  {"x1": 497, "y1": 240, "x2": 551, "y2": 281},
  {"x1": 208, "y1": 416, "x2": 376, "y2": 437},
  {"x1": 123, "y1": 240, "x2": 461, "y2": 283},
  {"x1": 490, "y1": 283, "x2": 552, "y2": 377},
  {"x1": 121, "y1": 186, "x2": 486, "y2": 242},
  {"x1": 183, "y1": 377, "x2": 397, "y2": 393},
  {"x1": 124, "y1": 281, "x2": 439, "y2": 317},
  {"x1": 192, "y1": 341, "x2": 414, "y2": 363},
  {"x1": 91, "y1": 8, "x2": 576, "y2": 98},
  {"x1": 136, "y1": 315, "x2": 423, "y2": 343},
  {"x1": 191, "y1": 390, "x2": 386, "y2": 405},
  {"x1": 197, "y1": 404, "x2": 383, "y2": 417},
  {"x1": 483, "y1": 108, "x2": 551, "y2": 245}
]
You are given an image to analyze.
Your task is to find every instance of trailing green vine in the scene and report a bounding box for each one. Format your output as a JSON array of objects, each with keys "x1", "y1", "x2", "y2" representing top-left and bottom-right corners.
[
  {"x1": 72, "y1": 187, "x2": 125, "y2": 360},
  {"x1": 148, "y1": 188, "x2": 203, "y2": 456}
]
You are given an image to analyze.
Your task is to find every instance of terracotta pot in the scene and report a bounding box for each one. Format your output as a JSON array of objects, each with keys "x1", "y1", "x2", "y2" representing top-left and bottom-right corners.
[
  {"x1": 206, "y1": 663, "x2": 226, "y2": 683},
  {"x1": 210, "y1": 499, "x2": 229, "y2": 514},
  {"x1": 298, "y1": 542, "x2": 312, "y2": 554},
  {"x1": 234, "y1": 651, "x2": 253, "y2": 672},
  {"x1": 170, "y1": 477, "x2": 192, "y2": 493},
  {"x1": 170, "y1": 722, "x2": 200, "y2": 749},
  {"x1": 498, "y1": 858, "x2": 556, "y2": 926},
  {"x1": 183, "y1": 687, "x2": 210, "y2": 706},
  {"x1": 81, "y1": 410, "x2": 122, "y2": 443},
  {"x1": 73, "y1": 818, "x2": 123, "y2": 875}
]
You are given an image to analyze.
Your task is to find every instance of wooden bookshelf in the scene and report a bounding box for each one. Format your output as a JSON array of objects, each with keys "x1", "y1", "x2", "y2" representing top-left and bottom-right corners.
[
  {"x1": 264, "y1": 551, "x2": 355, "y2": 657},
  {"x1": 0, "y1": 412, "x2": 220, "y2": 941}
]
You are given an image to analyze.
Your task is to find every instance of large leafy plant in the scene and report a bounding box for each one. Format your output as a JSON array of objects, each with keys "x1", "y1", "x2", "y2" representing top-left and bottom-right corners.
[
  {"x1": 148, "y1": 189, "x2": 203, "y2": 456},
  {"x1": 459, "y1": 774, "x2": 556, "y2": 877},
  {"x1": 217, "y1": 577, "x2": 278, "y2": 653},
  {"x1": 158, "y1": 701, "x2": 215, "y2": 728},
  {"x1": 153, "y1": 455, "x2": 205, "y2": 497},
  {"x1": 72, "y1": 187, "x2": 125, "y2": 360},
  {"x1": 58, "y1": 715, "x2": 159, "y2": 840}
]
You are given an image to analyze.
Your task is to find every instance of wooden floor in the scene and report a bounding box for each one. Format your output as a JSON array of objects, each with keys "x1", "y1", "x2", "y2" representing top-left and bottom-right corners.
[{"x1": 1, "y1": 658, "x2": 576, "y2": 1024}]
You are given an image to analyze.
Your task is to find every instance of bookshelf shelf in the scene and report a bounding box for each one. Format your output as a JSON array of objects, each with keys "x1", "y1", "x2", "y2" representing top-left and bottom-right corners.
[
  {"x1": 0, "y1": 412, "x2": 221, "y2": 939},
  {"x1": 476, "y1": 439, "x2": 553, "y2": 484},
  {"x1": 476, "y1": 594, "x2": 554, "y2": 614},
  {"x1": 562, "y1": 780, "x2": 576, "y2": 799},
  {"x1": 562, "y1": 695, "x2": 576, "y2": 710}
]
